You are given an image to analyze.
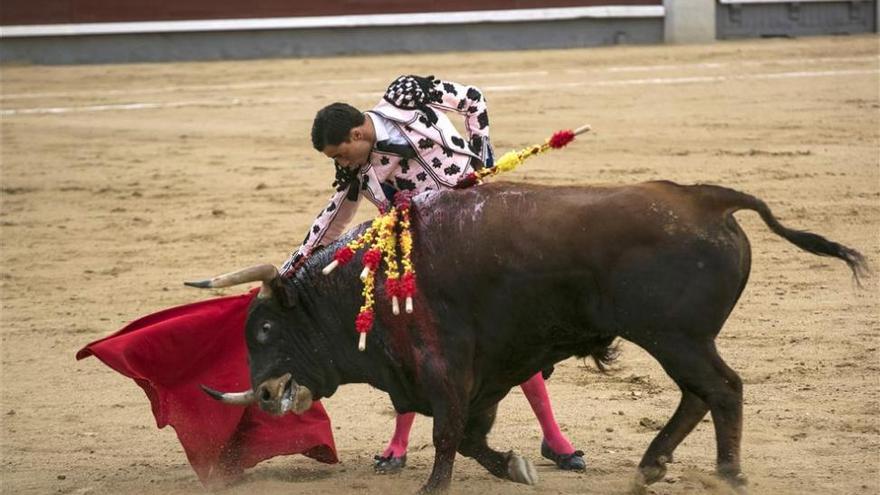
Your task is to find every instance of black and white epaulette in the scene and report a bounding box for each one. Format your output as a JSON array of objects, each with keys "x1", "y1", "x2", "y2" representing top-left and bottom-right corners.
[{"x1": 383, "y1": 75, "x2": 442, "y2": 125}]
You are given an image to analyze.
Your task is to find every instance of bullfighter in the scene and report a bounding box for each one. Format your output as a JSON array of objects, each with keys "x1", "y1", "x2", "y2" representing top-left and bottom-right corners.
[{"x1": 281, "y1": 75, "x2": 586, "y2": 473}]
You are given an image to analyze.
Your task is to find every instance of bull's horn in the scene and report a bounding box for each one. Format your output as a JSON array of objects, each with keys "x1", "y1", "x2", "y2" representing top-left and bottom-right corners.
[
  {"x1": 185, "y1": 263, "x2": 278, "y2": 299},
  {"x1": 200, "y1": 385, "x2": 256, "y2": 406}
]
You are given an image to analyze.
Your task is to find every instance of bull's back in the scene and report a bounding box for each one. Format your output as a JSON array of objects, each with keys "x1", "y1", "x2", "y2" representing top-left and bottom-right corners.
[
  {"x1": 412, "y1": 181, "x2": 745, "y2": 273},
  {"x1": 410, "y1": 181, "x2": 751, "y2": 343}
]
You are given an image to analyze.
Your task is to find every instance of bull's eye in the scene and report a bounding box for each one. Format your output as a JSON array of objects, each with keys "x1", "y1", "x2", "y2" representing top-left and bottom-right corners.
[{"x1": 256, "y1": 322, "x2": 272, "y2": 344}]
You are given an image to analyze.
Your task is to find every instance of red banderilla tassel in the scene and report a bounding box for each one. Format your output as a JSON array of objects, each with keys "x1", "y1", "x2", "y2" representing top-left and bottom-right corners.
[
  {"x1": 394, "y1": 191, "x2": 414, "y2": 209},
  {"x1": 454, "y1": 172, "x2": 480, "y2": 189},
  {"x1": 355, "y1": 310, "x2": 374, "y2": 351},
  {"x1": 360, "y1": 248, "x2": 382, "y2": 280},
  {"x1": 548, "y1": 129, "x2": 575, "y2": 149},
  {"x1": 323, "y1": 246, "x2": 355, "y2": 275},
  {"x1": 400, "y1": 272, "x2": 416, "y2": 314},
  {"x1": 385, "y1": 277, "x2": 401, "y2": 315}
]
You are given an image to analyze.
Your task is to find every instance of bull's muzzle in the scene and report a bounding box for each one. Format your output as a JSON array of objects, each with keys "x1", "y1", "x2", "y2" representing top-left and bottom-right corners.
[{"x1": 200, "y1": 373, "x2": 313, "y2": 416}]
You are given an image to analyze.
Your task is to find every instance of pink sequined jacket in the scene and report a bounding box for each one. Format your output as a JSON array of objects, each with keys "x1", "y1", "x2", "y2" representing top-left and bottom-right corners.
[{"x1": 280, "y1": 76, "x2": 493, "y2": 274}]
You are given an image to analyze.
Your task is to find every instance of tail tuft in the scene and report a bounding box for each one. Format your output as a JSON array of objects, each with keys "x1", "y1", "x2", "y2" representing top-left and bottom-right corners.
[
  {"x1": 840, "y1": 246, "x2": 871, "y2": 288},
  {"x1": 590, "y1": 338, "x2": 619, "y2": 373}
]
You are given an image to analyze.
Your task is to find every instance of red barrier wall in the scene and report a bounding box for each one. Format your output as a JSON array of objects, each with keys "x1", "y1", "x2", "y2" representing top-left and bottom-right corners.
[{"x1": 1, "y1": 1, "x2": 661, "y2": 26}]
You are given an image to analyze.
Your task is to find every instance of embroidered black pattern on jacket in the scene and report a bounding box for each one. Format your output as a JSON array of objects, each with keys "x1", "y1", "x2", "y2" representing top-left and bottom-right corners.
[
  {"x1": 399, "y1": 158, "x2": 410, "y2": 174},
  {"x1": 442, "y1": 147, "x2": 454, "y2": 158},
  {"x1": 443, "y1": 164, "x2": 461, "y2": 176},
  {"x1": 395, "y1": 176, "x2": 416, "y2": 191},
  {"x1": 431, "y1": 157, "x2": 443, "y2": 168},
  {"x1": 427, "y1": 89, "x2": 444, "y2": 104},
  {"x1": 477, "y1": 110, "x2": 489, "y2": 130},
  {"x1": 443, "y1": 82, "x2": 457, "y2": 95},
  {"x1": 466, "y1": 87, "x2": 482, "y2": 101},
  {"x1": 450, "y1": 136, "x2": 465, "y2": 149},
  {"x1": 383, "y1": 74, "x2": 442, "y2": 125},
  {"x1": 418, "y1": 138, "x2": 435, "y2": 150},
  {"x1": 469, "y1": 135, "x2": 483, "y2": 154},
  {"x1": 332, "y1": 161, "x2": 358, "y2": 191},
  {"x1": 416, "y1": 172, "x2": 427, "y2": 182},
  {"x1": 380, "y1": 156, "x2": 390, "y2": 165}
]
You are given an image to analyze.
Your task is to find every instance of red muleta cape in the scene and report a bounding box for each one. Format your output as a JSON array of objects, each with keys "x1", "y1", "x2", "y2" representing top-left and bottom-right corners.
[{"x1": 76, "y1": 290, "x2": 338, "y2": 484}]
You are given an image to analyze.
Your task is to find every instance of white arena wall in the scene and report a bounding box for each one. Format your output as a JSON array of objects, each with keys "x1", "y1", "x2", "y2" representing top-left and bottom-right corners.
[{"x1": 0, "y1": 2, "x2": 876, "y2": 65}]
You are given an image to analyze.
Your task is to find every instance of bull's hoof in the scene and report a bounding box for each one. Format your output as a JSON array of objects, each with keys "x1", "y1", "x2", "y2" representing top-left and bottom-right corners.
[
  {"x1": 506, "y1": 452, "x2": 538, "y2": 485},
  {"x1": 540, "y1": 440, "x2": 586, "y2": 471},
  {"x1": 717, "y1": 468, "x2": 748, "y2": 494},
  {"x1": 639, "y1": 455, "x2": 670, "y2": 485},
  {"x1": 373, "y1": 454, "x2": 406, "y2": 474},
  {"x1": 416, "y1": 480, "x2": 449, "y2": 494},
  {"x1": 630, "y1": 456, "x2": 670, "y2": 494},
  {"x1": 628, "y1": 477, "x2": 649, "y2": 495}
]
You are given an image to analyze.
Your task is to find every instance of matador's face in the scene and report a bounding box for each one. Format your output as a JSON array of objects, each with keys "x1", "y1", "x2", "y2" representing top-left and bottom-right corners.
[{"x1": 322, "y1": 128, "x2": 372, "y2": 170}]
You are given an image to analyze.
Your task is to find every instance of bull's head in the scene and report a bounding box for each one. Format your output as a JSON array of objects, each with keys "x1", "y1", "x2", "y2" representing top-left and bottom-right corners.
[{"x1": 185, "y1": 264, "x2": 329, "y2": 416}]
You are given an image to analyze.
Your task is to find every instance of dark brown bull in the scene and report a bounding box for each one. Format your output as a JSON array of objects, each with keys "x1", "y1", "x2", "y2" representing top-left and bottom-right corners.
[{"x1": 190, "y1": 181, "x2": 867, "y2": 494}]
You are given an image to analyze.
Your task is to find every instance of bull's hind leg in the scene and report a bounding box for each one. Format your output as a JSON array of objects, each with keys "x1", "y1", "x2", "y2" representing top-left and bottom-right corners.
[
  {"x1": 457, "y1": 405, "x2": 538, "y2": 485},
  {"x1": 632, "y1": 339, "x2": 746, "y2": 494},
  {"x1": 635, "y1": 390, "x2": 708, "y2": 485}
]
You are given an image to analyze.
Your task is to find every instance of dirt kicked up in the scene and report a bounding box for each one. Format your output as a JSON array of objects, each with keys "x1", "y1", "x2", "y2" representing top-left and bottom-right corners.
[{"x1": 1, "y1": 35, "x2": 878, "y2": 495}]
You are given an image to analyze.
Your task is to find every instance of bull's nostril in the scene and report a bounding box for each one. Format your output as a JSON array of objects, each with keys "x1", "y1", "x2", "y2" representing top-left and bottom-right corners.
[{"x1": 260, "y1": 388, "x2": 272, "y2": 402}]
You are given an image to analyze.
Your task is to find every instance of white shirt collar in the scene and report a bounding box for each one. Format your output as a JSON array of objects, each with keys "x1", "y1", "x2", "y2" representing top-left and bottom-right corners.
[{"x1": 366, "y1": 112, "x2": 390, "y2": 143}]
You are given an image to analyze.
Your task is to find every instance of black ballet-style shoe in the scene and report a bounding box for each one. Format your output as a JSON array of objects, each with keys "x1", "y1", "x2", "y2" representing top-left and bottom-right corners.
[
  {"x1": 541, "y1": 440, "x2": 586, "y2": 471},
  {"x1": 373, "y1": 454, "x2": 407, "y2": 474}
]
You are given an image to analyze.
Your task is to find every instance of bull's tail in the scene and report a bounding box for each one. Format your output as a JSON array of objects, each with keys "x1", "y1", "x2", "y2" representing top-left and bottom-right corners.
[
  {"x1": 569, "y1": 336, "x2": 619, "y2": 373},
  {"x1": 695, "y1": 184, "x2": 870, "y2": 285}
]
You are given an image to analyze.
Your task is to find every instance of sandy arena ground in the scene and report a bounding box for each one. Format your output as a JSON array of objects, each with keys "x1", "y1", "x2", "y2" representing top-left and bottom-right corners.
[{"x1": 1, "y1": 35, "x2": 878, "y2": 495}]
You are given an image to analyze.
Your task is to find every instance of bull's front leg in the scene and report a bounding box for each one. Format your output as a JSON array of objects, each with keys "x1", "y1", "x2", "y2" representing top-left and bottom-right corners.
[
  {"x1": 419, "y1": 399, "x2": 467, "y2": 494},
  {"x1": 457, "y1": 404, "x2": 538, "y2": 485}
]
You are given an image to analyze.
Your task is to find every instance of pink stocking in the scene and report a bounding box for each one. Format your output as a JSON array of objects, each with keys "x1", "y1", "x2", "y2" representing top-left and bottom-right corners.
[
  {"x1": 520, "y1": 372, "x2": 574, "y2": 454},
  {"x1": 381, "y1": 412, "x2": 416, "y2": 458}
]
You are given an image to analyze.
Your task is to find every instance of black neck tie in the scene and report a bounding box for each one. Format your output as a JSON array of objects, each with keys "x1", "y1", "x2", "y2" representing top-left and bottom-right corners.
[{"x1": 375, "y1": 140, "x2": 416, "y2": 159}]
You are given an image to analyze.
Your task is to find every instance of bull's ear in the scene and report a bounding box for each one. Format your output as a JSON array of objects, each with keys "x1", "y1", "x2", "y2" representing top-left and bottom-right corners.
[{"x1": 269, "y1": 275, "x2": 298, "y2": 308}]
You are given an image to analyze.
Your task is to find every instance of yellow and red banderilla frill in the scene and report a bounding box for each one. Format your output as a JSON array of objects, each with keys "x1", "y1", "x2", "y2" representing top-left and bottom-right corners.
[
  {"x1": 322, "y1": 192, "x2": 417, "y2": 351},
  {"x1": 454, "y1": 124, "x2": 591, "y2": 189},
  {"x1": 323, "y1": 124, "x2": 590, "y2": 351}
]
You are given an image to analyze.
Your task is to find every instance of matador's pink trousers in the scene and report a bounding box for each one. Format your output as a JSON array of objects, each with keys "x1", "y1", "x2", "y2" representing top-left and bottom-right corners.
[{"x1": 381, "y1": 371, "x2": 574, "y2": 458}]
